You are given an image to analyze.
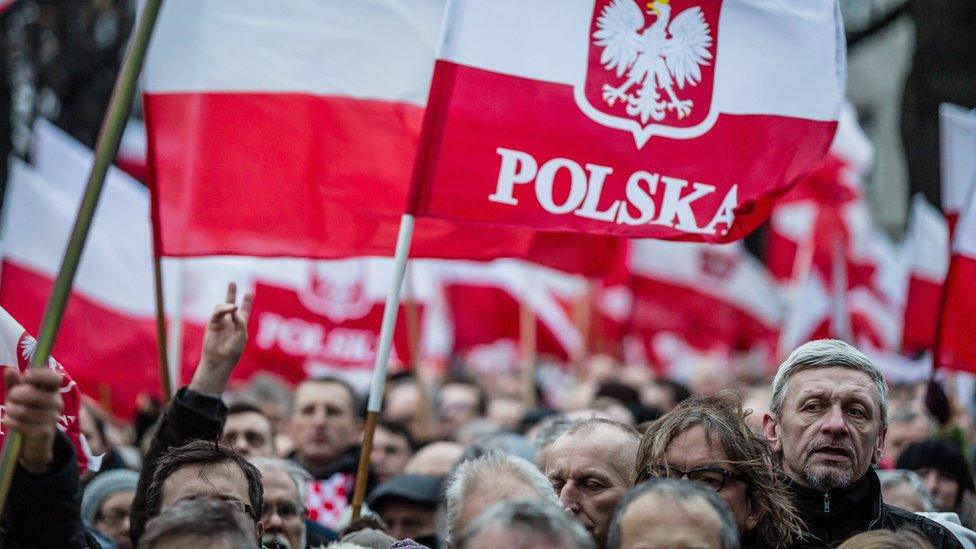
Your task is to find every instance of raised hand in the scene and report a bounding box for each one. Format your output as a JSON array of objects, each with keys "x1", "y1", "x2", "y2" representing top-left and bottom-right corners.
[{"x1": 188, "y1": 282, "x2": 254, "y2": 396}]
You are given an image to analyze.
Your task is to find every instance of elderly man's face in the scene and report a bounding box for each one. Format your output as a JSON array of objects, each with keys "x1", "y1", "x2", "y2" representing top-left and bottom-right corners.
[
  {"x1": 546, "y1": 426, "x2": 636, "y2": 546},
  {"x1": 260, "y1": 469, "x2": 305, "y2": 549},
  {"x1": 617, "y1": 493, "x2": 723, "y2": 549},
  {"x1": 764, "y1": 367, "x2": 886, "y2": 491}
]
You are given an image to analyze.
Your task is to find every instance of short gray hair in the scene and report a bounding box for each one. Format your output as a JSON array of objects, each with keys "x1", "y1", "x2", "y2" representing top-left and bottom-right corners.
[
  {"x1": 140, "y1": 498, "x2": 258, "y2": 548},
  {"x1": 249, "y1": 456, "x2": 312, "y2": 503},
  {"x1": 607, "y1": 479, "x2": 739, "y2": 549},
  {"x1": 444, "y1": 452, "x2": 557, "y2": 542},
  {"x1": 769, "y1": 340, "x2": 889, "y2": 427},
  {"x1": 456, "y1": 499, "x2": 594, "y2": 549}
]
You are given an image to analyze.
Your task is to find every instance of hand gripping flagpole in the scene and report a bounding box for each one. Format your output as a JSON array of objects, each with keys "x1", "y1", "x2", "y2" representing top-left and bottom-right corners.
[
  {"x1": 351, "y1": 213, "x2": 415, "y2": 519},
  {"x1": 0, "y1": 0, "x2": 164, "y2": 515}
]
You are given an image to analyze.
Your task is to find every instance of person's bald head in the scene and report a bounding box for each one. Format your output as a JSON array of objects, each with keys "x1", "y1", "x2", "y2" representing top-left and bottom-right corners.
[{"x1": 404, "y1": 441, "x2": 464, "y2": 478}]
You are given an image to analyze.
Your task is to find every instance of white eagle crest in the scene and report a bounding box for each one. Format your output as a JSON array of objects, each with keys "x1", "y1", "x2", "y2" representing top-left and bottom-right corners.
[{"x1": 594, "y1": 0, "x2": 713, "y2": 123}]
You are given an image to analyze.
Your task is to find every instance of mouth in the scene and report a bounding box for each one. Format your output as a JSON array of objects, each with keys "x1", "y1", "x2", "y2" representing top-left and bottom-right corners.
[{"x1": 811, "y1": 445, "x2": 852, "y2": 462}]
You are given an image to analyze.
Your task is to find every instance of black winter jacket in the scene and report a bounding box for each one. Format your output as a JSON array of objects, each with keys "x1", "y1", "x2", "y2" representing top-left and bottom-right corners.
[{"x1": 783, "y1": 468, "x2": 963, "y2": 548}]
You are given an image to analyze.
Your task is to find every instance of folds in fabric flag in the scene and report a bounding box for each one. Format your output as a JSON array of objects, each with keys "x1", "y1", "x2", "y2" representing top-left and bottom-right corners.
[
  {"x1": 937, "y1": 184, "x2": 976, "y2": 373},
  {"x1": 408, "y1": 0, "x2": 843, "y2": 241},
  {"x1": 627, "y1": 239, "x2": 781, "y2": 365},
  {"x1": 0, "y1": 305, "x2": 92, "y2": 471},
  {"x1": 900, "y1": 195, "x2": 949, "y2": 355},
  {"x1": 143, "y1": 0, "x2": 621, "y2": 277},
  {"x1": 177, "y1": 257, "x2": 448, "y2": 393},
  {"x1": 437, "y1": 260, "x2": 587, "y2": 368},
  {"x1": 939, "y1": 103, "x2": 976, "y2": 232},
  {"x1": 0, "y1": 127, "x2": 172, "y2": 420}
]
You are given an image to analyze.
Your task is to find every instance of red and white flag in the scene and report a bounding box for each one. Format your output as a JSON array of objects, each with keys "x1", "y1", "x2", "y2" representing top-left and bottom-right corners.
[
  {"x1": 900, "y1": 195, "x2": 949, "y2": 354},
  {"x1": 143, "y1": 0, "x2": 621, "y2": 277},
  {"x1": 939, "y1": 103, "x2": 976, "y2": 232},
  {"x1": 1, "y1": 122, "x2": 173, "y2": 420},
  {"x1": 177, "y1": 257, "x2": 447, "y2": 392},
  {"x1": 627, "y1": 240, "x2": 782, "y2": 364},
  {"x1": 937, "y1": 183, "x2": 976, "y2": 372},
  {"x1": 436, "y1": 260, "x2": 587, "y2": 369},
  {"x1": 408, "y1": 0, "x2": 843, "y2": 241},
  {"x1": 0, "y1": 306, "x2": 91, "y2": 471}
]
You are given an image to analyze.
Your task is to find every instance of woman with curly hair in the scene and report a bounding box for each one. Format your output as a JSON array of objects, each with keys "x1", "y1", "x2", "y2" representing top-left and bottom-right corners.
[{"x1": 634, "y1": 390, "x2": 805, "y2": 548}]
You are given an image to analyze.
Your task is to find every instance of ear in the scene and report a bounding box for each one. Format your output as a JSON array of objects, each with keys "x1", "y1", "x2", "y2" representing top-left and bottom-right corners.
[
  {"x1": 745, "y1": 494, "x2": 766, "y2": 532},
  {"x1": 872, "y1": 425, "x2": 888, "y2": 465},
  {"x1": 256, "y1": 520, "x2": 264, "y2": 540},
  {"x1": 762, "y1": 413, "x2": 782, "y2": 454}
]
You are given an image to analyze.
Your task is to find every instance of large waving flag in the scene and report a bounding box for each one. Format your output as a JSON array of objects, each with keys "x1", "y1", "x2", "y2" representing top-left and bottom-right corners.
[
  {"x1": 937, "y1": 185, "x2": 976, "y2": 373},
  {"x1": 143, "y1": 0, "x2": 621, "y2": 277},
  {"x1": 408, "y1": 0, "x2": 844, "y2": 241},
  {"x1": 900, "y1": 195, "x2": 949, "y2": 355}
]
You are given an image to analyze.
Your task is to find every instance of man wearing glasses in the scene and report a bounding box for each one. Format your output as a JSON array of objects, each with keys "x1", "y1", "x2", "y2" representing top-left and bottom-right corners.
[
  {"x1": 250, "y1": 457, "x2": 334, "y2": 549},
  {"x1": 635, "y1": 390, "x2": 803, "y2": 547}
]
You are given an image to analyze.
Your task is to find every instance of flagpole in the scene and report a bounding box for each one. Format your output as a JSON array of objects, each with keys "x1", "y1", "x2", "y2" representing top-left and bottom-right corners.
[
  {"x1": 402, "y1": 264, "x2": 432, "y2": 441},
  {"x1": 519, "y1": 265, "x2": 538, "y2": 408},
  {"x1": 0, "y1": 0, "x2": 164, "y2": 516},
  {"x1": 351, "y1": 213, "x2": 415, "y2": 520},
  {"x1": 153, "y1": 255, "x2": 172, "y2": 402},
  {"x1": 166, "y1": 259, "x2": 185, "y2": 391}
]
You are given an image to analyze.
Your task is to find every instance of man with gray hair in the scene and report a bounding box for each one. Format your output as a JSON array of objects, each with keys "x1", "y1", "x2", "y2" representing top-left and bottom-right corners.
[
  {"x1": 444, "y1": 451, "x2": 557, "y2": 544},
  {"x1": 606, "y1": 479, "x2": 739, "y2": 549},
  {"x1": 762, "y1": 339, "x2": 961, "y2": 548},
  {"x1": 456, "y1": 499, "x2": 594, "y2": 549},
  {"x1": 250, "y1": 456, "x2": 336, "y2": 548},
  {"x1": 139, "y1": 498, "x2": 260, "y2": 548}
]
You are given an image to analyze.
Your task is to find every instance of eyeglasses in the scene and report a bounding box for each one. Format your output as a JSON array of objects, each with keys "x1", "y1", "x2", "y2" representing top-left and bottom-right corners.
[
  {"x1": 221, "y1": 430, "x2": 268, "y2": 448},
  {"x1": 182, "y1": 496, "x2": 254, "y2": 518},
  {"x1": 640, "y1": 464, "x2": 751, "y2": 492},
  {"x1": 261, "y1": 501, "x2": 306, "y2": 520},
  {"x1": 96, "y1": 509, "x2": 130, "y2": 528}
]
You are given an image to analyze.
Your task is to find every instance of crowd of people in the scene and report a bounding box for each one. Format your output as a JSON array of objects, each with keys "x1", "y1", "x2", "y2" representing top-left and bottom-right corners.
[{"x1": 3, "y1": 283, "x2": 976, "y2": 549}]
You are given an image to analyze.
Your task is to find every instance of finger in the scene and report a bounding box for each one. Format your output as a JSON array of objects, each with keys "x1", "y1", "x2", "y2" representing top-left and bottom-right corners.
[
  {"x1": 22, "y1": 368, "x2": 63, "y2": 391},
  {"x1": 237, "y1": 292, "x2": 254, "y2": 325},
  {"x1": 3, "y1": 368, "x2": 22, "y2": 395},
  {"x1": 6, "y1": 386, "x2": 63, "y2": 411},
  {"x1": 225, "y1": 281, "x2": 237, "y2": 305},
  {"x1": 209, "y1": 303, "x2": 238, "y2": 324}
]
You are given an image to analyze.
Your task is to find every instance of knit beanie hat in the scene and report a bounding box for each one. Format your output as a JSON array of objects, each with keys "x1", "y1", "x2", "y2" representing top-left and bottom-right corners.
[
  {"x1": 81, "y1": 469, "x2": 139, "y2": 523},
  {"x1": 897, "y1": 439, "x2": 976, "y2": 502}
]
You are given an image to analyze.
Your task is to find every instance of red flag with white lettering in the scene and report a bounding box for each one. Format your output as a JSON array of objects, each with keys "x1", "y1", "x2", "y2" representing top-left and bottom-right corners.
[
  {"x1": 143, "y1": 0, "x2": 620, "y2": 277},
  {"x1": 937, "y1": 185, "x2": 976, "y2": 372},
  {"x1": 408, "y1": 0, "x2": 843, "y2": 241}
]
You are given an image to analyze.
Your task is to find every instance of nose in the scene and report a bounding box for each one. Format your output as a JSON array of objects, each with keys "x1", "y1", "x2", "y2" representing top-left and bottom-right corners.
[
  {"x1": 820, "y1": 404, "x2": 849, "y2": 437},
  {"x1": 558, "y1": 482, "x2": 581, "y2": 513},
  {"x1": 923, "y1": 470, "x2": 940, "y2": 495},
  {"x1": 121, "y1": 516, "x2": 130, "y2": 536},
  {"x1": 231, "y1": 436, "x2": 251, "y2": 456},
  {"x1": 264, "y1": 509, "x2": 284, "y2": 532}
]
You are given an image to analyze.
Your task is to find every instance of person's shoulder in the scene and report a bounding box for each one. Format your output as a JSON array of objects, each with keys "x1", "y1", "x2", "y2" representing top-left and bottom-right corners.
[{"x1": 882, "y1": 504, "x2": 965, "y2": 548}]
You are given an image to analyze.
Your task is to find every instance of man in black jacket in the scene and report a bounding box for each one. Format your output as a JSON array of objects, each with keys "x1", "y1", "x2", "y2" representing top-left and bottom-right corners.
[{"x1": 762, "y1": 339, "x2": 962, "y2": 548}]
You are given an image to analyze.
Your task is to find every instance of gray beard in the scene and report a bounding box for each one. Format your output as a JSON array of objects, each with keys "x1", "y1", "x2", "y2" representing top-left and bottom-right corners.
[{"x1": 801, "y1": 461, "x2": 855, "y2": 491}]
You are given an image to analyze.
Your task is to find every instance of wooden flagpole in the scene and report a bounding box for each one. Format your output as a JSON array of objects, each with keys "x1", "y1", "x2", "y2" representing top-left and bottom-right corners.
[
  {"x1": 518, "y1": 266, "x2": 538, "y2": 408},
  {"x1": 0, "y1": 0, "x2": 164, "y2": 515},
  {"x1": 351, "y1": 213, "x2": 415, "y2": 519},
  {"x1": 402, "y1": 264, "x2": 432, "y2": 442},
  {"x1": 153, "y1": 255, "x2": 172, "y2": 402}
]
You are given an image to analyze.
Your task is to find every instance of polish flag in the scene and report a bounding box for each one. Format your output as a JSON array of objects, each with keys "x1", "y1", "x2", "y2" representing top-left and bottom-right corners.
[
  {"x1": 939, "y1": 103, "x2": 976, "y2": 232},
  {"x1": 436, "y1": 260, "x2": 587, "y2": 368},
  {"x1": 409, "y1": 0, "x2": 843, "y2": 241},
  {"x1": 0, "y1": 306, "x2": 92, "y2": 471},
  {"x1": 0, "y1": 122, "x2": 174, "y2": 420},
  {"x1": 143, "y1": 0, "x2": 621, "y2": 277},
  {"x1": 937, "y1": 184, "x2": 976, "y2": 372},
  {"x1": 627, "y1": 239, "x2": 782, "y2": 363},
  {"x1": 900, "y1": 195, "x2": 949, "y2": 354},
  {"x1": 177, "y1": 257, "x2": 447, "y2": 393}
]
